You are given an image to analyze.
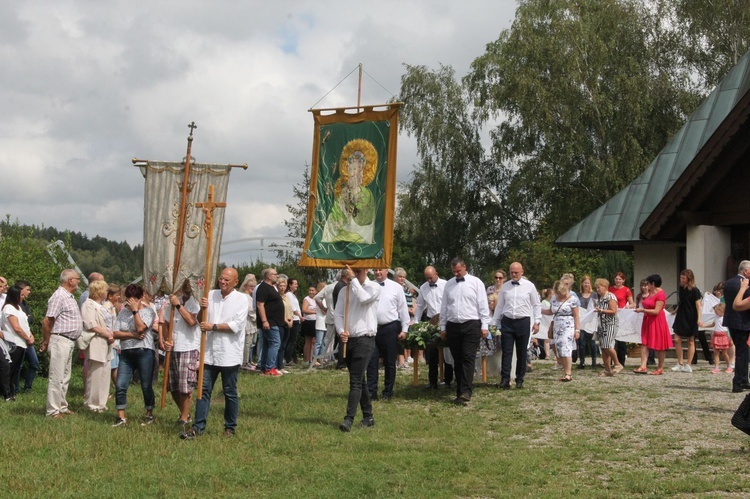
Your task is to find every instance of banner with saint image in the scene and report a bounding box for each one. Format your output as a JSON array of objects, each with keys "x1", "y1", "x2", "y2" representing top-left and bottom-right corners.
[{"x1": 299, "y1": 104, "x2": 400, "y2": 268}]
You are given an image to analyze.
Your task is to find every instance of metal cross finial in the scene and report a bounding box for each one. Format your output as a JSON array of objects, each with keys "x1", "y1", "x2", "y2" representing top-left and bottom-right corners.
[{"x1": 188, "y1": 121, "x2": 198, "y2": 137}]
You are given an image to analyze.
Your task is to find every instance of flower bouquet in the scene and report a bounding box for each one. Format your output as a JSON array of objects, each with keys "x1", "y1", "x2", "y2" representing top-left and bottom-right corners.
[{"x1": 402, "y1": 321, "x2": 442, "y2": 350}]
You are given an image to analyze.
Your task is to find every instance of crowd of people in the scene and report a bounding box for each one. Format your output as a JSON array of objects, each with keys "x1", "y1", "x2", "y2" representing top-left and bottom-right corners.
[{"x1": 2, "y1": 258, "x2": 750, "y2": 434}]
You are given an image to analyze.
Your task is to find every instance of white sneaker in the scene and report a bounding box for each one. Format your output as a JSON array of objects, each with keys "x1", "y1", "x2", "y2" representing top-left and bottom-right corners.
[
  {"x1": 683, "y1": 364, "x2": 692, "y2": 373},
  {"x1": 407, "y1": 357, "x2": 414, "y2": 364},
  {"x1": 671, "y1": 364, "x2": 683, "y2": 372}
]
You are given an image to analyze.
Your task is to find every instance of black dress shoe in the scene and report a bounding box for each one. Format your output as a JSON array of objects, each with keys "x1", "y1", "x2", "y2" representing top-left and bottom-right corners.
[
  {"x1": 339, "y1": 419, "x2": 353, "y2": 432},
  {"x1": 454, "y1": 393, "x2": 470, "y2": 405},
  {"x1": 426, "y1": 384, "x2": 438, "y2": 390},
  {"x1": 359, "y1": 417, "x2": 375, "y2": 428},
  {"x1": 516, "y1": 380, "x2": 524, "y2": 389},
  {"x1": 497, "y1": 379, "x2": 510, "y2": 390},
  {"x1": 577, "y1": 364, "x2": 586, "y2": 370},
  {"x1": 381, "y1": 394, "x2": 391, "y2": 401}
]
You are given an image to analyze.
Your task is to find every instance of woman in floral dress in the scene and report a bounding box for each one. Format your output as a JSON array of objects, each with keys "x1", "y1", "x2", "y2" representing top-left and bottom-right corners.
[{"x1": 542, "y1": 280, "x2": 580, "y2": 381}]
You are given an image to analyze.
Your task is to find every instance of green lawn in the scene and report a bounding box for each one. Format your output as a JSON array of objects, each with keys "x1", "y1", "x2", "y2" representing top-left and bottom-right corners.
[{"x1": 1, "y1": 360, "x2": 749, "y2": 498}]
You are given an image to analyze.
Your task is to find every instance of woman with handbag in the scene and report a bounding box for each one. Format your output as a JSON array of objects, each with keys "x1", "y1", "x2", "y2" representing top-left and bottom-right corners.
[
  {"x1": 80, "y1": 280, "x2": 114, "y2": 412},
  {"x1": 542, "y1": 280, "x2": 580, "y2": 382}
]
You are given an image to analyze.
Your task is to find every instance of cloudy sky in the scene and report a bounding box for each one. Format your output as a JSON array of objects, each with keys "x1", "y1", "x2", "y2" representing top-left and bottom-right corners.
[{"x1": 1, "y1": 0, "x2": 517, "y2": 265}]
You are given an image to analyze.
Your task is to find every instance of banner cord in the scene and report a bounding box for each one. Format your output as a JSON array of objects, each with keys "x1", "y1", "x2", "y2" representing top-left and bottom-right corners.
[{"x1": 309, "y1": 64, "x2": 398, "y2": 110}]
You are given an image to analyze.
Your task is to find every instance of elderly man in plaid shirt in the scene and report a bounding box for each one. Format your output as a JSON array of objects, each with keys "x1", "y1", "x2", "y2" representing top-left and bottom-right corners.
[{"x1": 40, "y1": 269, "x2": 83, "y2": 418}]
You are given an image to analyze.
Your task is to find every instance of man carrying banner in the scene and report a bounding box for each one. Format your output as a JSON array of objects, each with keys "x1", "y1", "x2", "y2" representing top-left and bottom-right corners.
[
  {"x1": 160, "y1": 281, "x2": 200, "y2": 426},
  {"x1": 336, "y1": 265, "x2": 381, "y2": 432},
  {"x1": 180, "y1": 268, "x2": 248, "y2": 439}
]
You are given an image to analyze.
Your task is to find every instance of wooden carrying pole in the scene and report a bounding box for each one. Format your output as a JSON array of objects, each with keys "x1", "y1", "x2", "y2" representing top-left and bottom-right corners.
[
  {"x1": 195, "y1": 185, "x2": 225, "y2": 399},
  {"x1": 439, "y1": 347, "x2": 444, "y2": 381},
  {"x1": 412, "y1": 351, "x2": 419, "y2": 387},
  {"x1": 160, "y1": 122, "x2": 197, "y2": 410},
  {"x1": 342, "y1": 283, "x2": 350, "y2": 358},
  {"x1": 482, "y1": 356, "x2": 488, "y2": 383}
]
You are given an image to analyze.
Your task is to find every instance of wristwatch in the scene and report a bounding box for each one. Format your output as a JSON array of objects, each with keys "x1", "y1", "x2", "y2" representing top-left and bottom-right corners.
[
  {"x1": 212, "y1": 324, "x2": 217, "y2": 331},
  {"x1": 175, "y1": 304, "x2": 182, "y2": 310}
]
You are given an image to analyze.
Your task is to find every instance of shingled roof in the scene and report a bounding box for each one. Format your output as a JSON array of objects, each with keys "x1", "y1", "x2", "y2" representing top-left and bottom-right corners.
[{"x1": 556, "y1": 50, "x2": 750, "y2": 250}]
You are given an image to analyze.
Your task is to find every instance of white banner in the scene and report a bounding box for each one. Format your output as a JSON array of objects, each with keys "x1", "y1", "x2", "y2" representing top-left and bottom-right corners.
[
  {"x1": 142, "y1": 161, "x2": 231, "y2": 296},
  {"x1": 532, "y1": 307, "x2": 676, "y2": 344}
]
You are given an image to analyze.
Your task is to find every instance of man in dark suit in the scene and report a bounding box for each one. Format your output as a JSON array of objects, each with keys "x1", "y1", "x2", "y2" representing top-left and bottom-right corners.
[{"x1": 723, "y1": 260, "x2": 750, "y2": 393}]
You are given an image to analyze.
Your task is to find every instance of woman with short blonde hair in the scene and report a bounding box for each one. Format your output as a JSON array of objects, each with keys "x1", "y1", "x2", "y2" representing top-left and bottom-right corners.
[
  {"x1": 542, "y1": 280, "x2": 580, "y2": 381},
  {"x1": 80, "y1": 280, "x2": 114, "y2": 412}
]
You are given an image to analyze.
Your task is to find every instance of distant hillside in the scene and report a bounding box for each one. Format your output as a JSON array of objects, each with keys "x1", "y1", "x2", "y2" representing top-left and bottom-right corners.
[{"x1": 0, "y1": 220, "x2": 143, "y2": 285}]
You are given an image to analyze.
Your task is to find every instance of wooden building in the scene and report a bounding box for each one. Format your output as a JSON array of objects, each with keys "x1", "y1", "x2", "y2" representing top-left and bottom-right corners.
[{"x1": 557, "y1": 51, "x2": 750, "y2": 295}]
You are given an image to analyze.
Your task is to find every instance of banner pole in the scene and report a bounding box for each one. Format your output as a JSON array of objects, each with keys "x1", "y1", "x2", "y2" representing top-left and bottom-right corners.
[
  {"x1": 160, "y1": 121, "x2": 197, "y2": 410},
  {"x1": 342, "y1": 282, "x2": 350, "y2": 359}
]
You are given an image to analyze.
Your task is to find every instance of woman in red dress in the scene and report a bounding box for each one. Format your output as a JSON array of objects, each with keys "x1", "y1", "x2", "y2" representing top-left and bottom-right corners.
[{"x1": 633, "y1": 274, "x2": 673, "y2": 375}]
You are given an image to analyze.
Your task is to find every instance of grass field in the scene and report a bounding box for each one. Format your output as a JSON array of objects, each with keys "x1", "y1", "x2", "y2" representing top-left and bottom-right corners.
[{"x1": 1, "y1": 358, "x2": 750, "y2": 498}]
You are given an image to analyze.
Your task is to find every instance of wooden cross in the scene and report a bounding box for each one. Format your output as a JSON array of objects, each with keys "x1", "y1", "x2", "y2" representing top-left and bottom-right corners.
[
  {"x1": 195, "y1": 183, "x2": 226, "y2": 398},
  {"x1": 196, "y1": 184, "x2": 226, "y2": 237}
]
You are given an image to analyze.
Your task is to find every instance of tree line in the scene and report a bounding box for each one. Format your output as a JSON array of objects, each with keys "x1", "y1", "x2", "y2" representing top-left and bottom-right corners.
[{"x1": 390, "y1": 0, "x2": 749, "y2": 286}]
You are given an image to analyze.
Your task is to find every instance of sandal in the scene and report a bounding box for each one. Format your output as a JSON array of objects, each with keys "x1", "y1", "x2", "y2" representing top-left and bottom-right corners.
[
  {"x1": 649, "y1": 368, "x2": 664, "y2": 376},
  {"x1": 560, "y1": 374, "x2": 572, "y2": 382},
  {"x1": 612, "y1": 365, "x2": 624, "y2": 374},
  {"x1": 632, "y1": 367, "x2": 648, "y2": 374},
  {"x1": 598, "y1": 371, "x2": 614, "y2": 377}
]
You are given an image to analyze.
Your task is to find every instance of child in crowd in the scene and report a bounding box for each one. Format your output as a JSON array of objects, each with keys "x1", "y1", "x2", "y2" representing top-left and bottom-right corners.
[{"x1": 707, "y1": 303, "x2": 733, "y2": 373}]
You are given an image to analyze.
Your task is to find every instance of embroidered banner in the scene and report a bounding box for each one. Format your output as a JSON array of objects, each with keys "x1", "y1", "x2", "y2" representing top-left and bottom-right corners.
[
  {"x1": 299, "y1": 104, "x2": 400, "y2": 268},
  {"x1": 141, "y1": 161, "x2": 230, "y2": 296}
]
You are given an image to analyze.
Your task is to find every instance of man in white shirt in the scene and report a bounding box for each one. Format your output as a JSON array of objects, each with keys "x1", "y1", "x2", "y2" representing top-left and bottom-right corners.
[
  {"x1": 335, "y1": 265, "x2": 381, "y2": 432},
  {"x1": 439, "y1": 258, "x2": 491, "y2": 405},
  {"x1": 180, "y1": 268, "x2": 248, "y2": 439},
  {"x1": 161, "y1": 282, "x2": 201, "y2": 426},
  {"x1": 493, "y1": 262, "x2": 541, "y2": 389},
  {"x1": 414, "y1": 266, "x2": 453, "y2": 389},
  {"x1": 366, "y1": 268, "x2": 410, "y2": 401}
]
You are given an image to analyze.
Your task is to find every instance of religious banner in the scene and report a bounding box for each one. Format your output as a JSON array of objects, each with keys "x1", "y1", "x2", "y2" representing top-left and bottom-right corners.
[
  {"x1": 141, "y1": 161, "x2": 231, "y2": 296},
  {"x1": 299, "y1": 104, "x2": 401, "y2": 268}
]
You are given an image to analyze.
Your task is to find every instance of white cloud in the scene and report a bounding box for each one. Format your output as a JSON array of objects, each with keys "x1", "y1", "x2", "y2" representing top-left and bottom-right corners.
[{"x1": 0, "y1": 0, "x2": 517, "y2": 264}]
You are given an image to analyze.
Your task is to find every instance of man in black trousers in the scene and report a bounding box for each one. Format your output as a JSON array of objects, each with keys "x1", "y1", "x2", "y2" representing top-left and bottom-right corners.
[
  {"x1": 439, "y1": 258, "x2": 491, "y2": 405},
  {"x1": 724, "y1": 260, "x2": 750, "y2": 393}
]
